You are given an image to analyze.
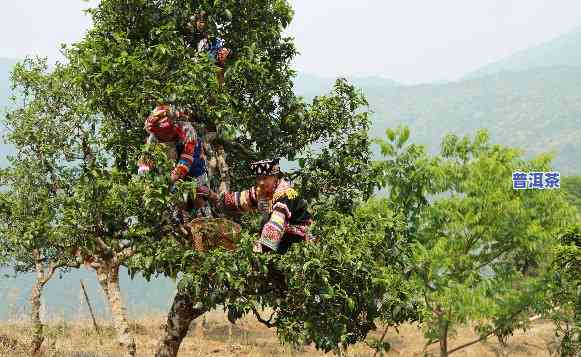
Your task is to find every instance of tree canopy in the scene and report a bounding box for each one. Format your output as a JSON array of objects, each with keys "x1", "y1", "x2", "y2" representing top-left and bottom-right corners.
[{"x1": 2, "y1": 0, "x2": 392, "y2": 354}]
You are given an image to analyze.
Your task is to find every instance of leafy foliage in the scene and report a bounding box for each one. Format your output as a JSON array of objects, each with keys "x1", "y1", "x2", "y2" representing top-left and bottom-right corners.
[
  {"x1": 0, "y1": 58, "x2": 82, "y2": 274},
  {"x1": 156, "y1": 199, "x2": 418, "y2": 353},
  {"x1": 543, "y1": 226, "x2": 581, "y2": 356},
  {"x1": 374, "y1": 127, "x2": 578, "y2": 354},
  {"x1": 562, "y1": 176, "x2": 581, "y2": 214},
  {"x1": 367, "y1": 67, "x2": 581, "y2": 176}
]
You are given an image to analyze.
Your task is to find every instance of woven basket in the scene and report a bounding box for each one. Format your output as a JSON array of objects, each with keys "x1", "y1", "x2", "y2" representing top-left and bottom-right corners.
[{"x1": 188, "y1": 218, "x2": 241, "y2": 252}]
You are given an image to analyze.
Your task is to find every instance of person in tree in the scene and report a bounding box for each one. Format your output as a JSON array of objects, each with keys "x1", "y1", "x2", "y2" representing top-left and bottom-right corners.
[
  {"x1": 210, "y1": 158, "x2": 315, "y2": 254},
  {"x1": 137, "y1": 104, "x2": 209, "y2": 222},
  {"x1": 185, "y1": 10, "x2": 231, "y2": 86}
]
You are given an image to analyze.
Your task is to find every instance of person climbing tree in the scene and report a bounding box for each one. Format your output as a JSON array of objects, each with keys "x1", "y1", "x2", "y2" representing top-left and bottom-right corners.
[
  {"x1": 210, "y1": 158, "x2": 315, "y2": 254},
  {"x1": 185, "y1": 10, "x2": 231, "y2": 87},
  {"x1": 137, "y1": 104, "x2": 241, "y2": 253},
  {"x1": 138, "y1": 104, "x2": 209, "y2": 223}
]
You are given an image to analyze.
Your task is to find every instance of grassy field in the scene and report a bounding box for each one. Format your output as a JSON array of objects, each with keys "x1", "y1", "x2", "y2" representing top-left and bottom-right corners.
[{"x1": 0, "y1": 310, "x2": 560, "y2": 356}]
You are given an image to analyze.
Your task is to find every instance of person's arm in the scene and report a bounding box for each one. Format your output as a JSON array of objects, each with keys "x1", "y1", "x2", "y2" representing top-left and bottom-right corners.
[
  {"x1": 259, "y1": 201, "x2": 292, "y2": 252},
  {"x1": 137, "y1": 134, "x2": 158, "y2": 174},
  {"x1": 210, "y1": 187, "x2": 258, "y2": 213},
  {"x1": 171, "y1": 122, "x2": 197, "y2": 182}
]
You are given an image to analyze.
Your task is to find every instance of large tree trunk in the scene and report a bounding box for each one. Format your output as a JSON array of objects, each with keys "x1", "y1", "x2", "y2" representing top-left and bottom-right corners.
[
  {"x1": 96, "y1": 267, "x2": 110, "y2": 299},
  {"x1": 155, "y1": 292, "x2": 207, "y2": 357},
  {"x1": 30, "y1": 275, "x2": 45, "y2": 356},
  {"x1": 96, "y1": 263, "x2": 136, "y2": 357},
  {"x1": 204, "y1": 130, "x2": 231, "y2": 196}
]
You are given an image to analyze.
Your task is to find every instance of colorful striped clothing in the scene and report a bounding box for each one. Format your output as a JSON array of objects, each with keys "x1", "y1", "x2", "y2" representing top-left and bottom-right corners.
[
  {"x1": 198, "y1": 37, "x2": 224, "y2": 59},
  {"x1": 185, "y1": 29, "x2": 229, "y2": 64},
  {"x1": 140, "y1": 107, "x2": 206, "y2": 182},
  {"x1": 220, "y1": 180, "x2": 314, "y2": 254}
]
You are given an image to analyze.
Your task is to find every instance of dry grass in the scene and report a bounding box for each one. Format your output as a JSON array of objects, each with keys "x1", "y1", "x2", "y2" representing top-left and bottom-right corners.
[{"x1": 0, "y1": 311, "x2": 560, "y2": 356}]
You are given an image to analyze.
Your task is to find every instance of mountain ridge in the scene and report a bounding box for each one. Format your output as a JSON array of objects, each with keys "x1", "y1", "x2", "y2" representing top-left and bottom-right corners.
[
  {"x1": 293, "y1": 72, "x2": 400, "y2": 98},
  {"x1": 465, "y1": 26, "x2": 581, "y2": 79},
  {"x1": 366, "y1": 65, "x2": 581, "y2": 175}
]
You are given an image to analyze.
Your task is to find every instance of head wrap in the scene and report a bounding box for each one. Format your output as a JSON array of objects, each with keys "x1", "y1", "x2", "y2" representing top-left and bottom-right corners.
[
  {"x1": 250, "y1": 159, "x2": 281, "y2": 176},
  {"x1": 145, "y1": 105, "x2": 175, "y2": 141}
]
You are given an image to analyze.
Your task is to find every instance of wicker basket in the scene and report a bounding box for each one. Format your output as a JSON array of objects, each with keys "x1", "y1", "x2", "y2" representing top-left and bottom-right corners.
[{"x1": 188, "y1": 217, "x2": 241, "y2": 252}]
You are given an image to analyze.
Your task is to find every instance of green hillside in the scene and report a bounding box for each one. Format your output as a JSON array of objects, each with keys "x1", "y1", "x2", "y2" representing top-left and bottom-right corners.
[
  {"x1": 363, "y1": 66, "x2": 581, "y2": 175},
  {"x1": 466, "y1": 26, "x2": 581, "y2": 78},
  {"x1": 292, "y1": 67, "x2": 581, "y2": 175},
  {"x1": 0, "y1": 58, "x2": 17, "y2": 168}
]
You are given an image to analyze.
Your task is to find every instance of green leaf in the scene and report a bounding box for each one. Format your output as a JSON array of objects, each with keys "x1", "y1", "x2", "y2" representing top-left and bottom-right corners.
[
  {"x1": 347, "y1": 297, "x2": 355, "y2": 312},
  {"x1": 386, "y1": 128, "x2": 395, "y2": 142}
]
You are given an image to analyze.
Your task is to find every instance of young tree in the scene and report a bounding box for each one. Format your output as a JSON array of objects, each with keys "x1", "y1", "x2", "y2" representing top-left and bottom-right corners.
[
  {"x1": 59, "y1": 145, "x2": 183, "y2": 356},
  {"x1": 562, "y1": 176, "x2": 581, "y2": 213},
  {"x1": 0, "y1": 58, "x2": 83, "y2": 356},
  {"x1": 2, "y1": 56, "x2": 176, "y2": 356},
  {"x1": 375, "y1": 127, "x2": 577, "y2": 356},
  {"x1": 543, "y1": 225, "x2": 581, "y2": 356}
]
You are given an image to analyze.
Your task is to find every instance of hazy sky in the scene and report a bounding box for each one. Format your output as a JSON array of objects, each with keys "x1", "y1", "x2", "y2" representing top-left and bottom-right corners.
[{"x1": 1, "y1": 1, "x2": 580, "y2": 84}]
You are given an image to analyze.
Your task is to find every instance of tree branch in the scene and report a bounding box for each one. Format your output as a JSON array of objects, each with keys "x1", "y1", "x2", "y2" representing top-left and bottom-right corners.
[
  {"x1": 67, "y1": 259, "x2": 83, "y2": 269},
  {"x1": 117, "y1": 246, "x2": 135, "y2": 262},
  {"x1": 448, "y1": 330, "x2": 495, "y2": 355},
  {"x1": 448, "y1": 308, "x2": 542, "y2": 355},
  {"x1": 42, "y1": 262, "x2": 59, "y2": 285},
  {"x1": 217, "y1": 138, "x2": 253, "y2": 160},
  {"x1": 473, "y1": 248, "x2": 507, "y2": 273},
  {"x1": 372, "y1": 325, "x2": 390, "y2": 357},
  {"x1": 252, "y1": 308, "x2": 275, "y2": 328},
  {"x1": 93, "y1": 235, "x2": 113, "y2": 257}
]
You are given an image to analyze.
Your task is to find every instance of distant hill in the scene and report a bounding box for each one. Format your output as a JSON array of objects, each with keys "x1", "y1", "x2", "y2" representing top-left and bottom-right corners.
[
  {"x1": 0, "y1": 58, "x2": 17, "y2": 168},
  {"x1": 362, "y1": 66, "x2": 581, "y2": 175},
  {"x1": 293, "y1": 72, "x2": 399, "y2": 101},
  {"x1": 466, "y1": 27, "x2": 581, "y2": 79},
  {"x1": 292, "y1": 67, "x2": 581, "y2": 175}
]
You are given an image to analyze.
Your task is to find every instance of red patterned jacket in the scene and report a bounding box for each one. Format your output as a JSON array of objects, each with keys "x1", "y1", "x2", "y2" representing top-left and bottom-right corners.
[{"x1": 139, "y1": 105, "x2": 206, "y2": 182}]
